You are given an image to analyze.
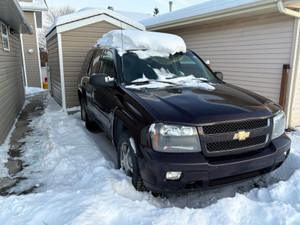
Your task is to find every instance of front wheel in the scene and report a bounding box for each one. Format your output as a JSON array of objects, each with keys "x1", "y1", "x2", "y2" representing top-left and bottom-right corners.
[{"x1": 117, "y1": 131, "x2": 147, "y2": 192}]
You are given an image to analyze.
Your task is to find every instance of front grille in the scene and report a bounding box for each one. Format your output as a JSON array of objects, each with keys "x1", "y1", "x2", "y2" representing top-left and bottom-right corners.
[
  {"x1": 206, "y1": 135, "x2": 267, "y2": 152},
  {"x1": 202, "y1": 119, "x2": 268, "y2": 135}
]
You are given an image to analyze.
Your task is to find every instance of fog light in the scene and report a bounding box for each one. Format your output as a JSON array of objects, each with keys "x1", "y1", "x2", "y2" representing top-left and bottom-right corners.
[{"x1": 166, "y1": 171, "x2": 182, "y2": 180}]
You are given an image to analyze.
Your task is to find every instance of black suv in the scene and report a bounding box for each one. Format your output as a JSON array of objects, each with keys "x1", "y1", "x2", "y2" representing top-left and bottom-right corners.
[{"x1": 78, "y1": 34, "x2": 290, "y2": 193}]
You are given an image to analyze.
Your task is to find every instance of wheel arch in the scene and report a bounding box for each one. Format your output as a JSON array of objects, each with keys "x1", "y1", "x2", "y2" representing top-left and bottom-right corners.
[
  {"x1": 78, "y1": 85, "x2": 86, "y2": 102},
  {"x1": 112, "y1": 108, "x2": 139, "y2": 153}
]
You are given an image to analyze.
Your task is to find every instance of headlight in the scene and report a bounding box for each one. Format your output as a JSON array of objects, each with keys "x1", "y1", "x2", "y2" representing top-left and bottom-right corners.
[
  {"x1": 149, "y1": 123, "x2": 201, "y2": 153},
  {"x1": 272, "y1": 111, "x2": 286, "y2": 140}
]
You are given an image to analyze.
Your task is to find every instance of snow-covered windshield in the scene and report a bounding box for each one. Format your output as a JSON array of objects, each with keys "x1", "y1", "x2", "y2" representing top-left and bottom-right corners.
[{"x1": 121, "y1": 50, "x2": 217, "y2": 90}]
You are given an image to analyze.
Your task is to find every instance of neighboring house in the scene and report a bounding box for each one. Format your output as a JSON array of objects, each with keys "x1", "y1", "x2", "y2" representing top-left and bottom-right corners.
[
  {"x1": 0, "y1": 0, "x2": 33, "y2": 145},
  {"x1": 45, "y1": 8, "x2": 145, "y2": 110},
  {"x1": 140, "y1": 0, "x2": 300, "y2": 128},
  {"x1": 18, "y1": 0, "x2": 48, "y2": 88}
]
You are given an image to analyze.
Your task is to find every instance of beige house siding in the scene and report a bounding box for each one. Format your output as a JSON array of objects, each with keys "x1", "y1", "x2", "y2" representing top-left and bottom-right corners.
[
  {"x1": 159, "y1": 13, "x2": 294, "y2": 104},
  {"x1": 0, "y1": 32, "x2": 25, "y2": 145},
  {"x1": 61, "y1": 21, "x2": 120, "y2": 108},
  {"x1": 22, "y1": 11, "x2": 41, "y2": 87},
  {"x1": 47, "y1": 35, "x2": 61, "y2": 105}
]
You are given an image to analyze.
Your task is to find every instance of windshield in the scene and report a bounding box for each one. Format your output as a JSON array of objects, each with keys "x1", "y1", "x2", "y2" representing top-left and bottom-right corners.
[{"x1": 121, "y1": 50, "x2": 218, "y2": 89}]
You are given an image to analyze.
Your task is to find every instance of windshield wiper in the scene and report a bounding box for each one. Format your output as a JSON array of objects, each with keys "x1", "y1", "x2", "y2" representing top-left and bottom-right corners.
[
  {"x1": 127, "y1": 80, "x2": 150, "y2": 85},
  {"x1": 156, "y1": 80, "x2": 177, "y2": 85},
  {"x1": 198, "y1": 79, "x2": 210, "y2": 83}
]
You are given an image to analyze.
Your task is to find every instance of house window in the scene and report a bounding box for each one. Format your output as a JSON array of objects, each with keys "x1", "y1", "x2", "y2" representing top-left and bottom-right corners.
[{"x1": 1, "y1": 22, "x2": 10, "y2": 51}]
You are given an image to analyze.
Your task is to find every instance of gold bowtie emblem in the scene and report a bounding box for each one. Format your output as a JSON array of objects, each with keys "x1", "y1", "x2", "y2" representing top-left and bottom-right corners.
[{"x1": 233, "y1": 131, "x2": 250, "y2": 141}]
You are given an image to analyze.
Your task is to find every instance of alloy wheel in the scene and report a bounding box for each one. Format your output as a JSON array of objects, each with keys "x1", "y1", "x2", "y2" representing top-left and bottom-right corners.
[{"x1": 120, "y1": 142, "x2": 133, "y2": 176}]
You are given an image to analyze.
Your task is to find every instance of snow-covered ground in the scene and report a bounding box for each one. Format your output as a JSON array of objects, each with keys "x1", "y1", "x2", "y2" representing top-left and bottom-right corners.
[
  {"x1": 25, "y1": 87, "x2": 47, "y2": 96},
  {"x1": 0, "y1": 88, "x2": 47, "y2": 177},
  {"x1": 0, "y1": 93, "x2": 300, "y2": 225}
]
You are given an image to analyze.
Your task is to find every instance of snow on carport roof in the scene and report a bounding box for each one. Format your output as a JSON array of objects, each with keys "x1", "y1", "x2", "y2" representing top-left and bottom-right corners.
[
  {"x1": 46, "y1": 8, "x2": 145, "y2": 36},
  {"x1": 18, "y1": 0, "x2": 48, "y2": 12},
  {"x1": 140, "y1": 0, "x2": 274, "y2": 28},
  {"x1": 116, "y1": 11, "x2": 152, "y2": 22}
]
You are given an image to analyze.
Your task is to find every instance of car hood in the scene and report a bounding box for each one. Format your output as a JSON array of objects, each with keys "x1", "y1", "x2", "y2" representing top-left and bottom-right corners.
[{"x1": 127, "y1": 83, "x2": 280, "y2": 125}]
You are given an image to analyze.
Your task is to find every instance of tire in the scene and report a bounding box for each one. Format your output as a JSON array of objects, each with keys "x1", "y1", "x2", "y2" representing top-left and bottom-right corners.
[
  {"x1": 80, "y1": 98, "x2": 94, "y2": 131},
  {"x1": 117, "y1": 131, "x2": 147, "y2": 192},
  {"x1": 80, "y1": 97, "x2": 87, "y2": 122}
]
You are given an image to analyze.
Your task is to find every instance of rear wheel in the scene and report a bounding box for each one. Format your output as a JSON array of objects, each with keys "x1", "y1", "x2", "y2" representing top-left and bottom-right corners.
[{"x1": 117, "y1": 131, "x2": 147, "y2": 192}]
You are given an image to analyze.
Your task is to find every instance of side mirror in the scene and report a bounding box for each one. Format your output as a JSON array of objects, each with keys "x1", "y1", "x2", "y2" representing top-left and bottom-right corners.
[
  {"x1": 214, "y1": 72, "x2": 224, "y2": 81},
  {"x1": 90, "y1": 73, "x2": 115, "y2": 87}
]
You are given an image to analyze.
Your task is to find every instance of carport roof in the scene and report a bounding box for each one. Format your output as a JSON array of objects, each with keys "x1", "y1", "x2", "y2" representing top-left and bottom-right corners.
[
  {"x1": 46, "y1": 8, "x2": 146, "y2": 38},
  {"x1": 19, "y1": 0, "x2": 48, "y2": 12},
  {"x1": 0, "y1": 0, "x2": 33, "y2": 34},
  {"x1": 141, "y1": 0, "x2": 300, "y2": 30}
]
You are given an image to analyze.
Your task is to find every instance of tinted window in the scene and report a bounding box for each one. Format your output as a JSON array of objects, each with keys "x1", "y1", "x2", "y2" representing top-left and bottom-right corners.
[
  {"x1": 89, "y1": 50, "x2": 102, "y2": 75},
  {"x1": 81, "y1": 49, "x2": 95, "y2": 76},
  {"x1": 99, "y1": 50, "x2": 116, "y2": 77}
]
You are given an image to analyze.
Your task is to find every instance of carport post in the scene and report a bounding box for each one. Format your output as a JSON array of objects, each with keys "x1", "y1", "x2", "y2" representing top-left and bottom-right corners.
[
  {"x1": 57, "y1": 33, "x2": 67, "y2": 111},
  {"x1": 34, "y1": 12, "x2": 43, "y2": 89},
  {"x1": 279, "y1": 64, "x2": 290, "y2": 110}
]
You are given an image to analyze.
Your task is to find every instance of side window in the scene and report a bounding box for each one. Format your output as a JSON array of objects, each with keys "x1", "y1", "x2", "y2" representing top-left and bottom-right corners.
[
  {"x1": 88, "y1": 49, "x2": 102, "y2": 75},
  {"x1": 99, "y1": 50, "x2": 116, "y2": 77},
  {"x1": 1, "y1": 22, "x2": 10, "y2": 51},
  {"x1": 81, "y1": 49, "x2": 95, "y2": 76}
]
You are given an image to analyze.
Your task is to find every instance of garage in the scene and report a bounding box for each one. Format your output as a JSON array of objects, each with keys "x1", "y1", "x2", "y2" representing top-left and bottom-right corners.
[{"x1": 46, "y1": 8, "x2": 145, "y2": 109}]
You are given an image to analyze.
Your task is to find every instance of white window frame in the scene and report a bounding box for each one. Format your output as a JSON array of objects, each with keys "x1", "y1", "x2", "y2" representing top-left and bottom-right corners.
[{"x1": 1, "y1": 22, "x2": 10, "y2": 51}]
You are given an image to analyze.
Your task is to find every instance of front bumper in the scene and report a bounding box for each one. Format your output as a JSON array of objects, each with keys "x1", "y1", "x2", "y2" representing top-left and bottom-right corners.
[{"x1": 138, "y1": 134, "x2": 290, "y2": 193}]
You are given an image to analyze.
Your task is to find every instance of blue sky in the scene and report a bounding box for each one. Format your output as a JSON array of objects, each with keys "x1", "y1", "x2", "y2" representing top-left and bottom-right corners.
[{"x1": 46, "y1": 0, "x2": 208, "y2": 15}]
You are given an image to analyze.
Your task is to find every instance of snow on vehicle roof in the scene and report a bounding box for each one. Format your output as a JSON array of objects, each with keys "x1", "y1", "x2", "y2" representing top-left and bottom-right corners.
[
  {"x1": 140, "y1": 0, "x2": 263, "y2": 27},
  {"x1": 46, "y1": 8, "x2": 145, "y2": 36},
  {"x1": 96, "y1": 30, "x2": 186, "y2": 58}
]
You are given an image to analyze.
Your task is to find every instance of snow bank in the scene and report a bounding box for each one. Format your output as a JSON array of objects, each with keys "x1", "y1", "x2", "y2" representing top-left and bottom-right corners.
[
  {"x1": 97, "y1": 30, "x2": 186, "y2": 58},
  {"x1": 0, "y1": 91, "x2": 300, "y2": 225}
]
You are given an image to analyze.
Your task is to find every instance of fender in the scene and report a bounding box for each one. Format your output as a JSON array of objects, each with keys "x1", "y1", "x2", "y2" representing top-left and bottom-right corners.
[
  {"x1": 112, "y1": 107, "x2": 148, "y2": 153},
  {"x1": 78, "y1": 84, "x2": 86, "y2": 101}
]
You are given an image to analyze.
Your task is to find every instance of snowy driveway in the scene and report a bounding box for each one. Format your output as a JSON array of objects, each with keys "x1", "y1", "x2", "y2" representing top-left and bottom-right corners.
[{"x1": 0, "y1": 91, "x2": 300, "y2": 225}]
